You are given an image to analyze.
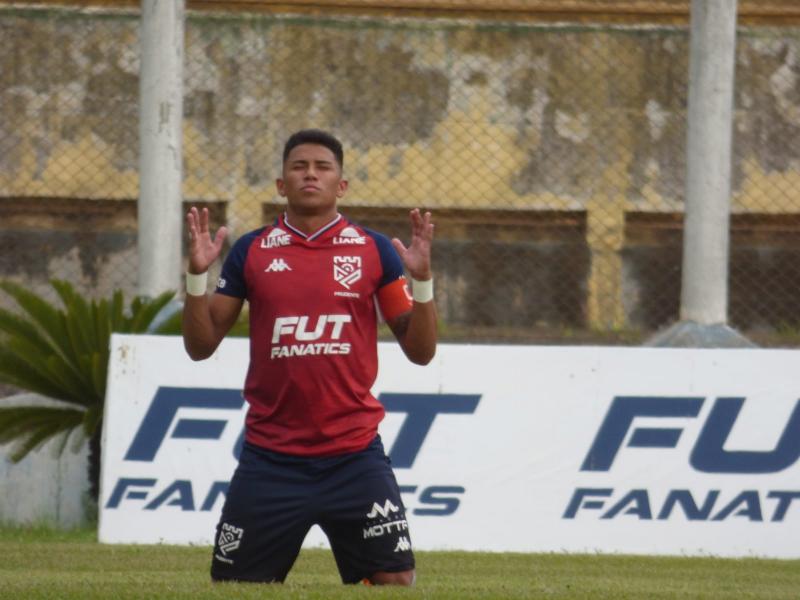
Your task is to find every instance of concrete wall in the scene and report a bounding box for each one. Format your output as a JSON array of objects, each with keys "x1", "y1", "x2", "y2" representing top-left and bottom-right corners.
[
  {"x1": 4, "y1": 1, "x2": 800, "y2": 24},
  {"x1": 3, "y1": 11, "x2": 799, "y2": 213},
  {"x1": 1, "y1": 7, "x2": 800, "y2": 334},
  {"x1": 0, "y1": 394, "x2": 90, "y2": 527}
]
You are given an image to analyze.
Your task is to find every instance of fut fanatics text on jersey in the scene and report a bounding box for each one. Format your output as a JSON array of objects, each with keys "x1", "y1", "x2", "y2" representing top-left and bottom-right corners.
[{"x1": 216, "y1": 213, "x2": 413, "y2": 457}]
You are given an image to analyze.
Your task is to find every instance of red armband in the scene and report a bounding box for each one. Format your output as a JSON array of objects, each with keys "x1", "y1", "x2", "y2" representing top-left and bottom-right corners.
[{"x1": 376, "y1": 276, "x2": 413, "y2": 321}]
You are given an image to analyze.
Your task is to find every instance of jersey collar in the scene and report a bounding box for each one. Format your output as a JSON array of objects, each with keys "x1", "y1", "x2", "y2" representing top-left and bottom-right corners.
[{"x1": 282, "y1": 212, "x2": 343, "y2": 241}]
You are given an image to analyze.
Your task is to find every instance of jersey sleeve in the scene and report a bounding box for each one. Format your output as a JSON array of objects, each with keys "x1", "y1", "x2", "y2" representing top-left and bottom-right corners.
[
  {"x1": 216, "y1": 228, "x2": 263, "y2": 298},
  {"x1": 366, "y1": 229, "x2": 414, "y2": 321}
]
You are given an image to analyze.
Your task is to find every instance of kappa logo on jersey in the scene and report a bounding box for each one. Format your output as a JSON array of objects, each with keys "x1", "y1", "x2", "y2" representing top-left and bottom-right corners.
[
  {"x1": 367, "y1": 499, "x2": 400, "y2": 519},
  {"x1": 394, "y1": 536, "x2": 412, "y2": 553},
  {"x1": 334, "y1": 256, "x2": 361, "y2": 289},
  {"x1": 333, "y1": 226, "x2": 366, "y2": 245},
  {"x1": 261, "y1": 228, "x2": 291, "y2": 249},
  {"x1": 265, "y1": 258, "x2": 292, "y2": 272}
]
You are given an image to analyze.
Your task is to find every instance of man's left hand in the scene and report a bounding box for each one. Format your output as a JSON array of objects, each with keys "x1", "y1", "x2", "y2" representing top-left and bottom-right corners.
[{"x1": 392, "y1": 208, "x2": 434, "y2": 281}]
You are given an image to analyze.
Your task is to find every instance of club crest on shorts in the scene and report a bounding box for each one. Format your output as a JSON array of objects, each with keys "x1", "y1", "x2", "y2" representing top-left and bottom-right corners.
[
  {"x1": 217, "y1": 522, "x2": 244, "y2": 556},
  {"x1": 333, "y1": 256, "x2": 362, "y2": 289}
]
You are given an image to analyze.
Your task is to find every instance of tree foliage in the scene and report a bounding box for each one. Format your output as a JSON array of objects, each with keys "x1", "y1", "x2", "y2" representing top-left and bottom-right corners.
[{"x1": 0, "y1": 280, "x2": 179, "y2": 463}]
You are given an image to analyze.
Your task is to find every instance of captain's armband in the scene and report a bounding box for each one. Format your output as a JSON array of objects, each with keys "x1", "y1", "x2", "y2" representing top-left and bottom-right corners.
[{"x1": 376, "y1": 277, "x2": 413, "y2": 321}]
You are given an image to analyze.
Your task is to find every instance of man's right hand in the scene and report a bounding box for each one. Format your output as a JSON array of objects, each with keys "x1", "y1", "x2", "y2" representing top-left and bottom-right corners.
[
  {"x1": 183, "y1": 207, "x2": 241, "y2": 361},
  {"x1": 186, "y1": 206, "x2": 228, "y2": 274}
]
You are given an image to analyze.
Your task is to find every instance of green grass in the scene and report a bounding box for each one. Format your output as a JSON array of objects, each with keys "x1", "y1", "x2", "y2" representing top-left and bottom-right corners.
[{"x1": 1, "y1": 525, "x2": 799, "y2": 599}]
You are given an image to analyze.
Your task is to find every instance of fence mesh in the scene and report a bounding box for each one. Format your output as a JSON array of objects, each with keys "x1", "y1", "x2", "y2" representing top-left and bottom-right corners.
[{"x1": 2, "y1": 2, "x2": 800, "y2": 346}]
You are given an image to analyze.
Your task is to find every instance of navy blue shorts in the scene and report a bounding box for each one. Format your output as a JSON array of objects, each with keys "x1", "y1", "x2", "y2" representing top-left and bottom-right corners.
[{"x1": 210, "y1": 435, "x2": 415, "y2": 584}]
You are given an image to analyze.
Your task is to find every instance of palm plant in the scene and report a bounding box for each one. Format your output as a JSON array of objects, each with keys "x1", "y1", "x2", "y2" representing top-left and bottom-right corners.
[{"x1": 0, "y1": 279, "x2": 180, "y2": 502}]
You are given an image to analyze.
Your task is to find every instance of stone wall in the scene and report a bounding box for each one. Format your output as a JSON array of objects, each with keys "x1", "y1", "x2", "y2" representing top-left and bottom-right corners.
[
  {"x1": 2, "y1": 6, "x2": 800, "y2": 336},
  {"x1": 0, "y1": 394, "x2": 90, "y2": 527}
]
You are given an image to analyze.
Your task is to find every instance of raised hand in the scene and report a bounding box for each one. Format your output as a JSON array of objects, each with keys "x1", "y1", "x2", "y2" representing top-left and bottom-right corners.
[
  {"x1": 186, "y1": 206, "x2": 228, "y2": 274},
  {"x1": 391, "y1": 209, "x2": 434, "y2": 281}
]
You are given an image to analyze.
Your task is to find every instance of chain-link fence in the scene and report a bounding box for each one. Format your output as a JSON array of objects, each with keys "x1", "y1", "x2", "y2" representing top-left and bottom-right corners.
[{"x1": 2, "y1": 2, "x2": 800, "y2": 345}]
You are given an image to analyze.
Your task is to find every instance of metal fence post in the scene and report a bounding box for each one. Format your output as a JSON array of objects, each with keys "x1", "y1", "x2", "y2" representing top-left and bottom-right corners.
[
  {"x1": 648, "y1": 0, "x2": 754, "y2": 347},
  {"x1": 138, "y1": 0, "x2": 185, "y2": 298}
]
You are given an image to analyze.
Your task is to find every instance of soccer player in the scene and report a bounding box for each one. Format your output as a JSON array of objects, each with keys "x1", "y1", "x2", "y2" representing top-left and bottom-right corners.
[{"x1": 182, "y1": 129, "x2": 437, "y2": 586}]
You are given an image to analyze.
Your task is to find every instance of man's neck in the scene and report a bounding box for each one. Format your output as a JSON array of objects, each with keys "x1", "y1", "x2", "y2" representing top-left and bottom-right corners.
[{"x1": 284, "y1": 210, "x2": 340, "y2": 238}]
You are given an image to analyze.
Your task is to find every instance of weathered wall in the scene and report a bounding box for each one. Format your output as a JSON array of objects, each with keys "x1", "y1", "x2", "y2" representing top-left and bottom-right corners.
[
  {"x1": 1, "y1": 7, "x2": 800, "y2": 335},
  {"x1": 3, "y1": 12, "x2": 799, "y2": 213},
  {"x1": 0, "y1": 394, "x2": 90, "y2": 527},
  {"x1": 4, "y1": 1, "x2": 800, "y2": 25}
]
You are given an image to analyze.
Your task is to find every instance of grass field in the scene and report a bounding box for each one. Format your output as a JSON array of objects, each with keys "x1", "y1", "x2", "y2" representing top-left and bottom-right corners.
[{"x1": 2, "y1": 525, "x2": 799, "y2": 599}]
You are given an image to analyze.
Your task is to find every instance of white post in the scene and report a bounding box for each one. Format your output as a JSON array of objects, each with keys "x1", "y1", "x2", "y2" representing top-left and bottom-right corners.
[
  {"x1": 681, "y1": 0, "x2": 738, "y2": 324},
  {"x1": 647, "y1": 0, "x2": 753, "y2": 347},
  {"x1": 138, "y1": 0, "x2": 185, "y2": 298}
]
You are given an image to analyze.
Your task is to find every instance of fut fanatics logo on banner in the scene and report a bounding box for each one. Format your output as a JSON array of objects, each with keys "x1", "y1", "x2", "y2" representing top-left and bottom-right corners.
[
  {"x1": 261, "y1": 228, "x2": 291, "y2": 249},
  {"x1": 333, "y1": 256, "x2": 361, "y2": 289}
]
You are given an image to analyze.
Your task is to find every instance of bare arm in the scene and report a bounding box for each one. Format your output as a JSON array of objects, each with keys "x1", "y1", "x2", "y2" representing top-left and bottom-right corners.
[
  {"x1": 388, "y1": 209, "x2": 437, "y2": 365},
  {"x1": 181, "y1": 207, "x2": 242, "y2": 360},
  {"x1": 183, "y1": 293, "x2": 243, "y2": 360}
]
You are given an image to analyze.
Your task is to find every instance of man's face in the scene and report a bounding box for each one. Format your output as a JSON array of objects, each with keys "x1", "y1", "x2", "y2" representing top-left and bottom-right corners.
[{"x1": 276, "y1": 143, "x2": 347, "y2": 216}]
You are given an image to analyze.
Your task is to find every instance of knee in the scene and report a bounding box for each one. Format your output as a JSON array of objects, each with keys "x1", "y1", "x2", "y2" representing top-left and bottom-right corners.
[{"x1": 369, "y1": 569, "x2": 415, "y2": 586}]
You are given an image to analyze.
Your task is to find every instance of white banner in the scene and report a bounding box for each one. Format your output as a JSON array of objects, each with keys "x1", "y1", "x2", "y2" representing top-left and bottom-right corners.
[{"x1": 100, "y1": 335, "x2": 800, "y2": 557}]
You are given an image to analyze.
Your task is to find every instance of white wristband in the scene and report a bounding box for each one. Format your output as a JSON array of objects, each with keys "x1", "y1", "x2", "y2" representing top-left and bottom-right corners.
[
  {"x1": 186, "y1": 271, "x2": 208, "y2": 296},
  {"x1": 411, "y1": 277, "x2": 434, "y2": 303}
]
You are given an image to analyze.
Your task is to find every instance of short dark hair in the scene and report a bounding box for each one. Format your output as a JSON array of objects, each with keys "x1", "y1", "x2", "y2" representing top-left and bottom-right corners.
[{"x1": 282, "y1": 129, "x2": 344, "y2": 169}]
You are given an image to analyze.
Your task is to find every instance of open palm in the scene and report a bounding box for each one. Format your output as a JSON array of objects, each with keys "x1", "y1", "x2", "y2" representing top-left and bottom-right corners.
[
  {"x1": 186, "y1": 207, "x2": 228, "y2": 274},
  {"x1": 392, "y1": 209, "x2": 434, "y2": 281}
]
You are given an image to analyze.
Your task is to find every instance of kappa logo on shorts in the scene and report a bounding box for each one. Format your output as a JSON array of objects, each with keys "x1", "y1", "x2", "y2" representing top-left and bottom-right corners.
[
  {"x1": 217, "y1": 522, "x2": 244, "y2": 556},
  {"x1": 394, "y1": 536, "x2": 412, "y2": 553},
  {"x1": 333, "y1": 256, "x2": 361, "y2": 289},
  {"x1": 366, "y1": 499, "x2": 400, "y2": 519}
]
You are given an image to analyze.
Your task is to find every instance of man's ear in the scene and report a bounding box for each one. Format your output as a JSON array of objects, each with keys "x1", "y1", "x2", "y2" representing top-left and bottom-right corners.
[
  {"x1": 337, "y1": 178, "x2": 349, "y2": 198},
  {"x1": 276, "y1": 178, "x2": 286, "y2": 197}
]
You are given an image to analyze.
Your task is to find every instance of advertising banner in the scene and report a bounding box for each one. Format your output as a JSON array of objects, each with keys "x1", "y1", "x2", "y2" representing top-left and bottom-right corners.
[{"x1": 100, "y1": 335, "x2": 800, "y2": 557}]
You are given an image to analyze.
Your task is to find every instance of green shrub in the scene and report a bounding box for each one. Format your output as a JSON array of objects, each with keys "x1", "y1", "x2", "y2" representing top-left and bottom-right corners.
[{"x1": 0, "y1": 280, "x2": 179, "y2": 499}]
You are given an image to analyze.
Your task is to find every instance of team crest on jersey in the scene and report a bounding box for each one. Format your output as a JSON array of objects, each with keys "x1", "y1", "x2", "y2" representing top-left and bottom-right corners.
[
  {"x1": 334, "y1": 256, "x2": 362, "y2": 289},
  {"x1": 333, "y1": 226, "x2": 366, "y2": 245},
  {"x1": 261, "y1": 228, "x2": 291, "y2": 249}
]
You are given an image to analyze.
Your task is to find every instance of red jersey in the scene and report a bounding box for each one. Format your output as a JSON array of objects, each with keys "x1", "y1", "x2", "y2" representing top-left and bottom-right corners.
[{"x1": 216, "y1": 213, "x2": 413, "y2": 457}]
